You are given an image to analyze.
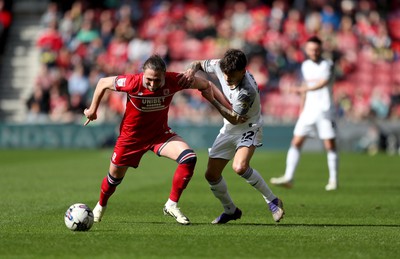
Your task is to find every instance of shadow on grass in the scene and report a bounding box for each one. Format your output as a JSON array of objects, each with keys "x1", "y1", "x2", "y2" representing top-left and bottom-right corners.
[
  {"x1": 108, "y1": 221, "x2": 400, "y2": 228},
  {"x1": 230, "y1": 223, "x2": 400, "y2": 228}
]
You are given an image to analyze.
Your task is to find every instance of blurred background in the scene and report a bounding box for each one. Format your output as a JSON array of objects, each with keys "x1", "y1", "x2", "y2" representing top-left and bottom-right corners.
[{"x1": 0, "y1": 0, "x2": 399, "y2": 153}]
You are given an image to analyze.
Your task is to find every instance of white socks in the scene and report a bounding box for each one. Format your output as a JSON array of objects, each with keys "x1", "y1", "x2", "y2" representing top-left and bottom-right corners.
[
  {"x1": 284, "y1": 146, "x2": 300, "y2": 180},
  {"x1": 165, "y1": 199, "x2": 178, "y2": 208},
  {"x1": 327, "y1": 150, "x2": 338, "y2": 183},
  {"x1": 241, "y1": 168, "x2": 276, "y2": 203},
  {"x1": 209, "y1": 177, "x2": 236, "y2": 214},
  {"x1": 284, "y1": 146, "x2": 338, "y2": 184},
  {"x1": 209, "y1": 168, "x2": 278, "y2": 212}
]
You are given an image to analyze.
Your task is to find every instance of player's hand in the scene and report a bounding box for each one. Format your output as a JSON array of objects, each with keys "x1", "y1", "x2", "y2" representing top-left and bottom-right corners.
[
  {"x1": 83, "y1": 108, "x2": 97, "y2": 126},
  {"x1": 177, "y1": 69, "x2": 196, "y2": 88}
]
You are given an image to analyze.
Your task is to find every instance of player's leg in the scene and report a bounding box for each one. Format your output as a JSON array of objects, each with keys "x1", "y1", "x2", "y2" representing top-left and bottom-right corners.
[
  {"x1": 318, "y1": 119, "x2": 339, "y2": 191},
  {"x1": 93, "y1": 164, "x2": 128, "y2": 222},
  {"x1": 270, "y1": 135, "x2": 305, "y2": 187},
  {"x1": 158, "y1": 135, "x2": 196, "y2": 205},
  {"x1": 206, "y1": 157, "x2": 242, "y2": 224},
  {"x1": 233, "y1": 144, "x2": 284, "y2": 222},
  {"x1": 323, "y1": 138, "x2": 339, "y2": 191},
  {"x1": 157, "y1": 135, "x2": 196, "y2": 225},
  {"x1": 271, "y1": 118, "x2": 310, "y2": 187},
  {"x1": 286, "y1": 135, "x2": 306, "y2": 179},
  {"x1": 206, "y1": 132, "x2": 241, "y2": 224}
]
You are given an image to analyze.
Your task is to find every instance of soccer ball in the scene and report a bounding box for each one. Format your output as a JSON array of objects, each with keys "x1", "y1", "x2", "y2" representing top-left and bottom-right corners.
[{"x1": 64, "y1": 203, "x2": 94, "y2": 231}]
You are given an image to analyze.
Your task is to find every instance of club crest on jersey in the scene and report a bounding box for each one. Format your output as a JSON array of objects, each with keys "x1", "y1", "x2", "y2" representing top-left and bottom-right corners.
[
  {"x1": 238, "y1": 101, "x2": 248, "y2": 110},
  {"x1": 210, "y1": 59, "x2": 219, "y2": 66},
  {"x1": 116, "y1": 78, "x2": 126, "y2": 87}
]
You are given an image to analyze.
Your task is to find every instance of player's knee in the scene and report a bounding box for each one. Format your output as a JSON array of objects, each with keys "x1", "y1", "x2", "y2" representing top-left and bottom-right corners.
[
  {"x1": 176, "y1": 149, "x2": 197, "y2": 165},
  {"x1": 232, "y1": 162, "x2": 248, "y2": 175},
  {"x1": 291, "y1": 136, "x2": 305, "y2": 148},
  {"x1": 324, "y1": 140, "x2": 336, "y2": 151}
]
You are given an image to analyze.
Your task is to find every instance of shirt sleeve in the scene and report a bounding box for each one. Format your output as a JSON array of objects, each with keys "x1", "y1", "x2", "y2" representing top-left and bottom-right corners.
[
  {"x1": 320, "y1": 60, "x2": 333, "y2": 81},
  {"x1": 114, "y1": 74, "x2": 137, "y2": 92},
  {"x1": 232, "y1": 89, "x2": 254, "y2": 116},
  {"x1": 202, "y1": 59, "x2": 220, "y2": 74}
]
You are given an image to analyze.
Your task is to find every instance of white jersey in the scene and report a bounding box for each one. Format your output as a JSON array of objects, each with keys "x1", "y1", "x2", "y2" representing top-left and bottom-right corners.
[
  {"x1": 301, "y1": 59, "x2": 335, "y2": 122},
  {"x1": 203, "y1": 59, "x2": 263, "y2": 134}
]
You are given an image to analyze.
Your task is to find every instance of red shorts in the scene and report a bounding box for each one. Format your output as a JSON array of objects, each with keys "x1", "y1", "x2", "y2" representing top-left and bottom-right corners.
[{"x1": 111, "y1": 130, "x2": 177, "y2": 168}]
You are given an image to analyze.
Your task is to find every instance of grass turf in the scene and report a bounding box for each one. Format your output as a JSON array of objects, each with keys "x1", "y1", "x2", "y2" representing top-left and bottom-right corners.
[{"x1": 0, "y1": 149, "x2": 399, "y2": 258}]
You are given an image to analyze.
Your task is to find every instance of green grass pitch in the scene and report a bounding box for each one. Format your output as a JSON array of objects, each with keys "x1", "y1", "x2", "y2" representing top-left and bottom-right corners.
[{"x1": 0, "y1": 149, "x2": 399, "y2": 258}]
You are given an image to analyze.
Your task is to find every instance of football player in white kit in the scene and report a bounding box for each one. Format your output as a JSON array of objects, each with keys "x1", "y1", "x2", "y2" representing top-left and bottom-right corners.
[
  {"x1": 270, "y1": 36, "x2": 339, "y2": 191},
  {"x1": 180, "y1": 49, "x2": 284, "y2": 224}
]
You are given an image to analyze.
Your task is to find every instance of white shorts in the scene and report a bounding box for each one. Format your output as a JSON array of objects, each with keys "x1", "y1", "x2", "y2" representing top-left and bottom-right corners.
[
  {"x1": 293, "y1": 115, "x2": 336, "y2": 139},
  {"x1": 209, "y1": 127, "x2": 263, "y2": 160}
]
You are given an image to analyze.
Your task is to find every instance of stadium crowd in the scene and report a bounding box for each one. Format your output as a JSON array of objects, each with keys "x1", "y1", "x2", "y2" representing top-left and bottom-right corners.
[
  {"x1": 0, "y1": 0, "x2": 12, "y2": 57},
  {"x1": 26, "y1": 0, "x2": 400, "y2": 124}
]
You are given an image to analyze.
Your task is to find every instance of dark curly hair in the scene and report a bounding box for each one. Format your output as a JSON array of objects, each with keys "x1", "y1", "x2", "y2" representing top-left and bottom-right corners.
[{"x1": 219, "y1": 49, "x2": 247, "y2": 74}]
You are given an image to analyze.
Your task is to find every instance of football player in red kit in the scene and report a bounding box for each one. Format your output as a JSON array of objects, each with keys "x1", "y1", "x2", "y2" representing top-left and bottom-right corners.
[{"x1": 84, "y1": 54, "x2": 225, "y2": 225}]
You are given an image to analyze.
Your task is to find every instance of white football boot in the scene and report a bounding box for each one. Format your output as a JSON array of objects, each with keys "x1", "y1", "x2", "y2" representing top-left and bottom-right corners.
[
  {"x1": 93, "y1": 202, "x2": 106, "y2": 222},
  {"x1": 163, "y1": 206, "x2": 190, "y2": 225},
  {"x1": 325, "y1": 180, "x2": 338, "y2": 191},
  {"x1": 270, "y1": 176, "x2": 293, "y2": 188}
]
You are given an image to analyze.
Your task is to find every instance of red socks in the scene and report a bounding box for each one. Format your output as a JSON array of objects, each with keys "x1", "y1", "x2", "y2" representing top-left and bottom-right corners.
[
  {"x1": 169, "y1": 163, "x2": 194, "y2": 202},
  {"x1": 98, "y1": 173, "x2": 124, "y2": 206}
]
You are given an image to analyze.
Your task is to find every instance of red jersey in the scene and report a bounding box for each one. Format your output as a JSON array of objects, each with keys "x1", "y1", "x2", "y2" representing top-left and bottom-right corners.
[{"x1": 114, "y1": 72, "x2": 187, "y2": 146}]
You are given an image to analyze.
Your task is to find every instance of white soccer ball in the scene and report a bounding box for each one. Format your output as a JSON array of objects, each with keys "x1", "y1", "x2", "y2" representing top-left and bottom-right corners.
[{"x1": 64, "y1": 203, "x2": 94, "y2": 231}]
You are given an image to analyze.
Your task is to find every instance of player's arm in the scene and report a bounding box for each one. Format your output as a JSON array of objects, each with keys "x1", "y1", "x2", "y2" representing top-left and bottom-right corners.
[
  {"x1": 178, "y1": 62, "x2": 231, "y2": 111},
  {"x1": 297, "y1": 78, "x2": 330, "y2": 93},
  {"x1": 178, "y1": 60, "x2": 206, "y2": 88},
  {"x1": 299, "y1": 83, "x2": 306, "y2": 113},
  {"x1": 209, "y1": 96, "x2": 247, "y2": 125},
  {"x1": 83, "y1": 76, "x2": 116, "y2": 126},
  {"x1": 297, "y1": 63, "x2": 333, "y2": 93},
  {"x1": 188, "y1": 60, "x2": 205, "y2": 72},
  {"x1": 207, "y1": 80, "x2": 232, "y2": 110},
  {"x1": 190, "y1": 76, "x2": 232, "y2": 110},
  {"x1": 192, "y1": 77, "x2": 247, "y2": 125}
]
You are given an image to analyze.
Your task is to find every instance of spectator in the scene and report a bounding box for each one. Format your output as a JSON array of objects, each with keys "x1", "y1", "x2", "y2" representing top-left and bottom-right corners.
[
  {"x1": 49, "y1": 84, "x2": 71, "y2": 123},
  {"x1": 37, "y1": 19, "x2": 63, "y2": 53},
  {"x1": 37, "y1": 20, "x2": 64, "y2": 68},
  {"x1": 370, "y1": 87, "x2": 390, "y2": 119},
  {"x1": 320, "y1": 4, "x2": 341, "y2": 31},
  {"x1": 0, "y1": 0, "x2": 11, "y2": 29},
  {"x1": 75, "y1": 20, "x2": 99, "y2": 44},
  {"x1": 389, "y1": 83, "x2": 400, "y2": 119},
  {"x1": 230, "y1": 1, "x2": 252, "y2": 36},
  {"x1": 40, "y1": 2, "x2": 61, "y2": 28},
  {"x1": 68, "y1": 63, "x2": 89, "y2": 96},
  {"x1": 29, "y1": 0, "x2": 400, "y2": 125},
  {"x1": 127, "y1": 35, "x2": 154, "y2": 63},
  {"x1": 0, "y1": 0, "x2": 11, "y2": 54},
  {"x1": 26, "y1": 86, "x2": 50, "y2": 123}
]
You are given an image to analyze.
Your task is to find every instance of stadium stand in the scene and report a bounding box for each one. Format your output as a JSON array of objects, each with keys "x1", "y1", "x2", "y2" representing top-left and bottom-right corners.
[
  {"x1": 0, "y1": 0, "x2": 47, "y2": 121},
  {"x1": 1, "y1": 0, "x2": 400, "y2": 125}
]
